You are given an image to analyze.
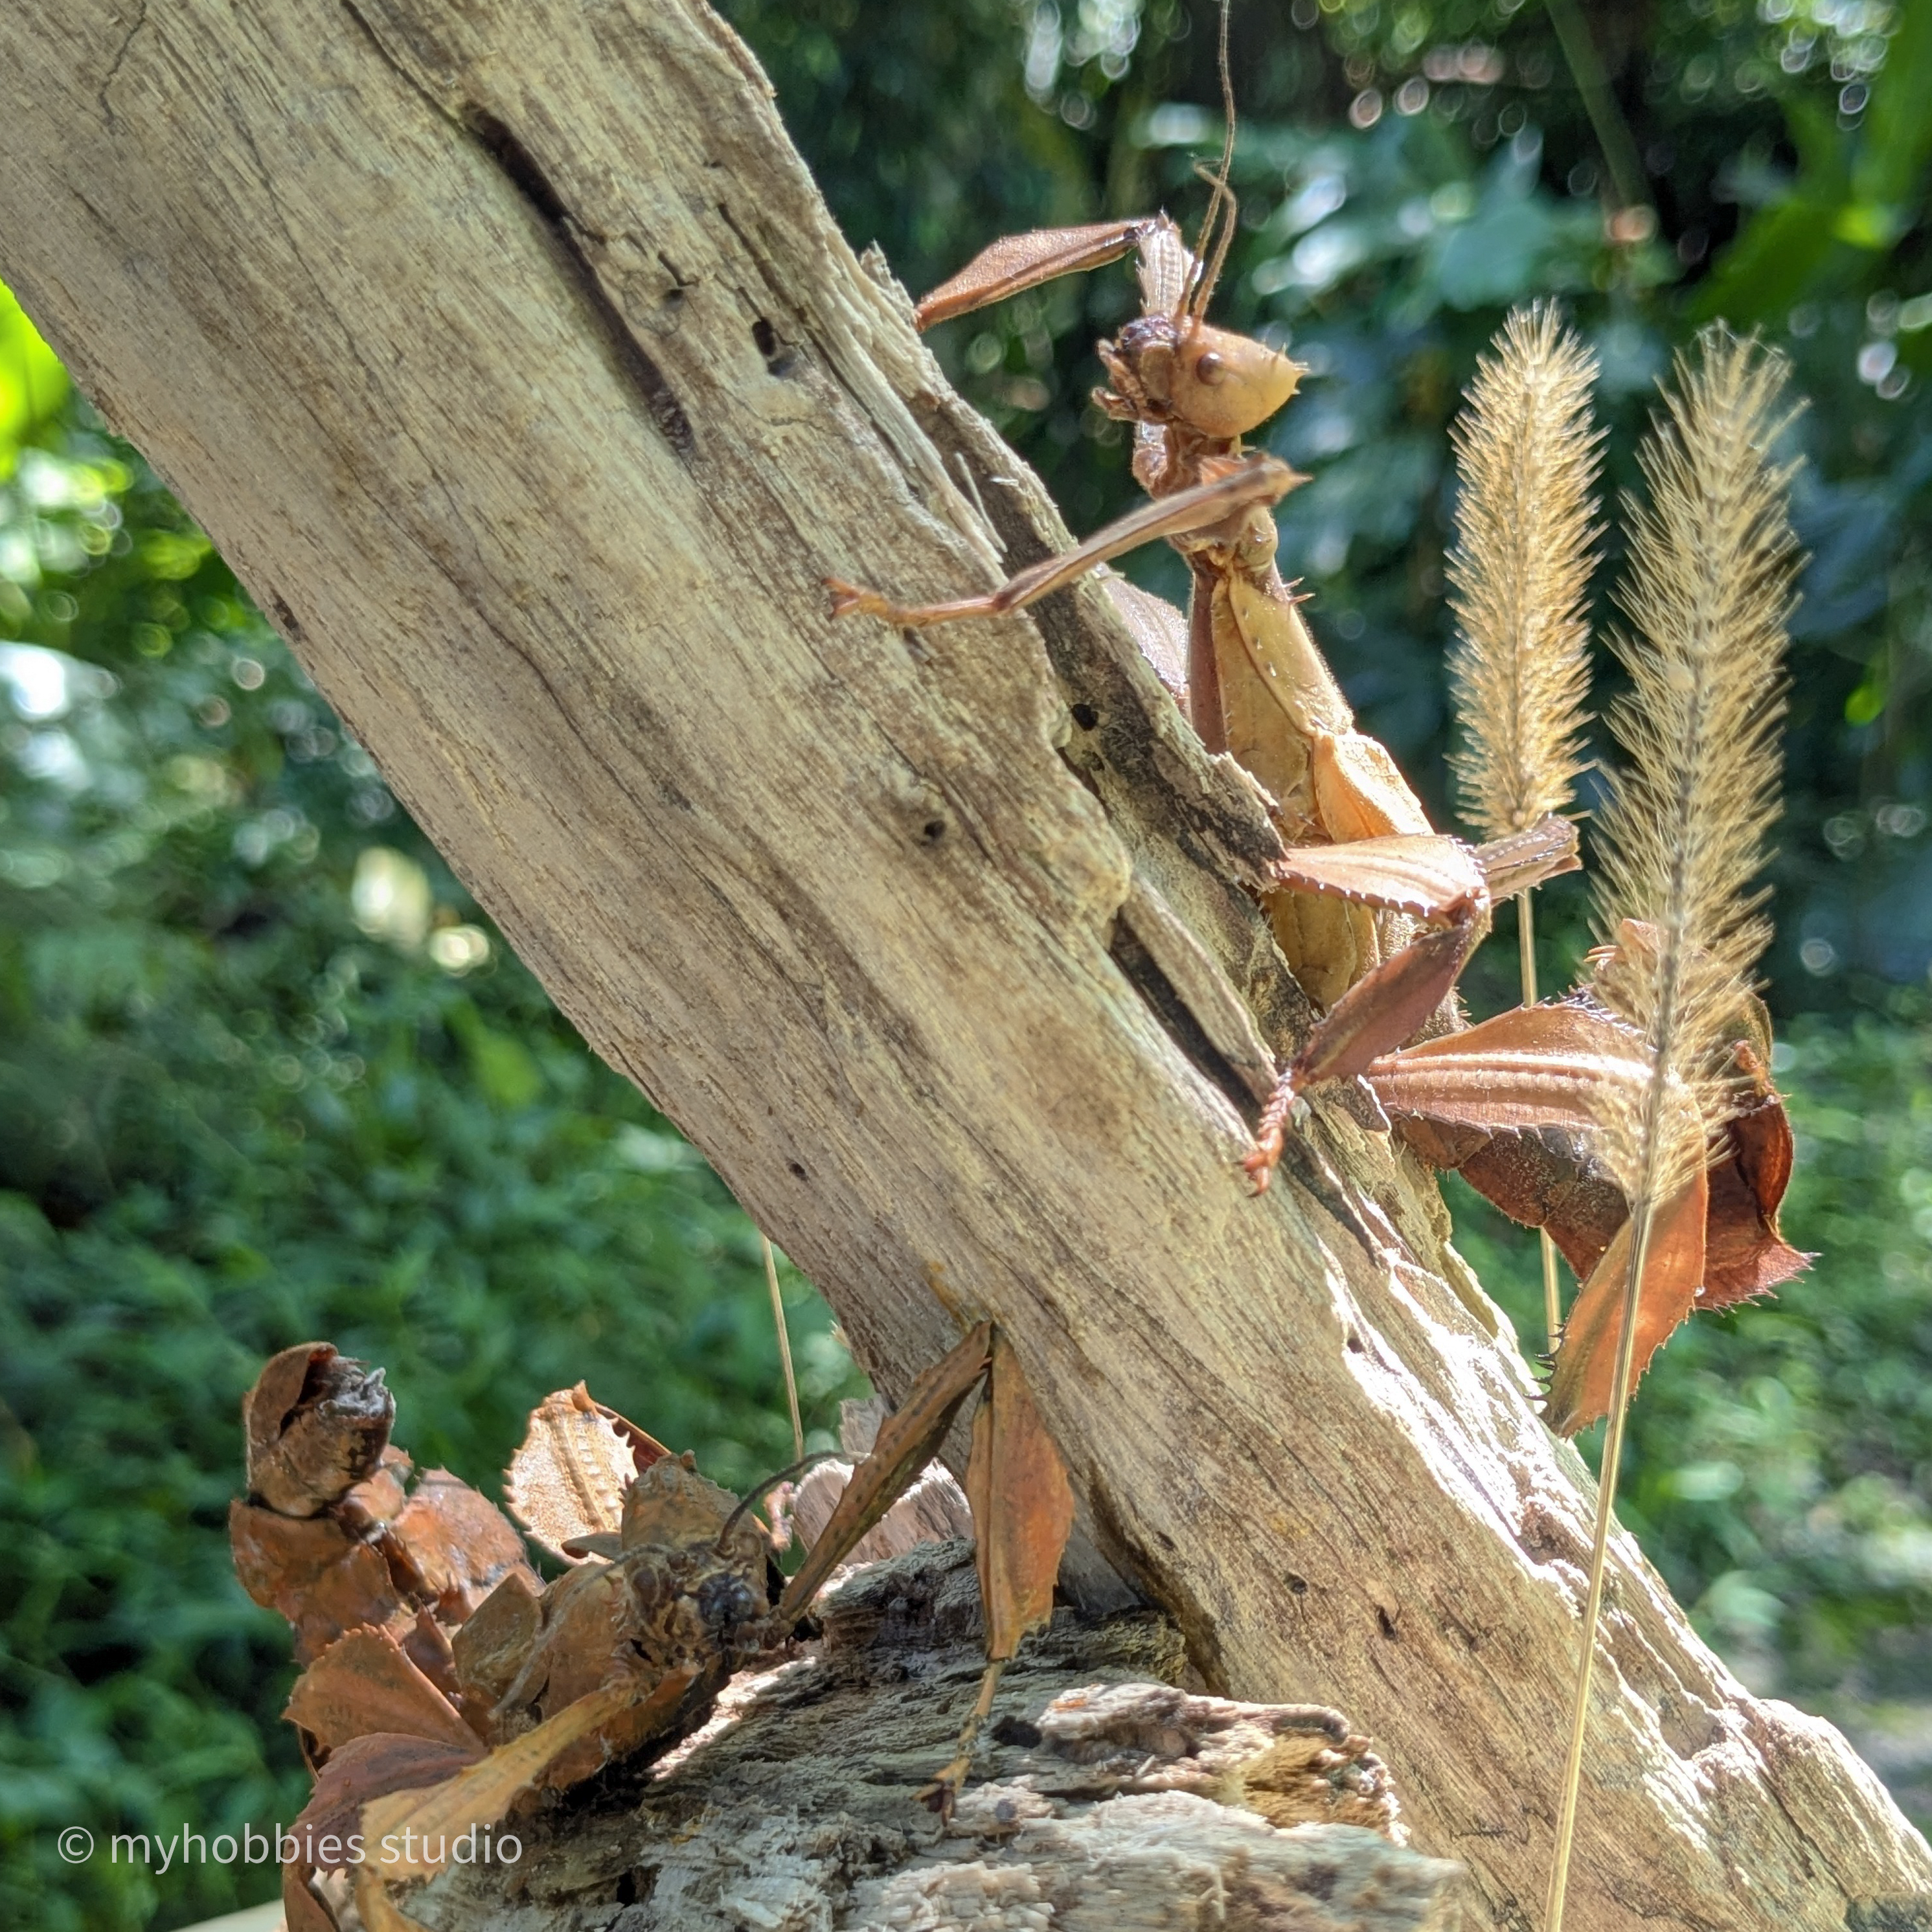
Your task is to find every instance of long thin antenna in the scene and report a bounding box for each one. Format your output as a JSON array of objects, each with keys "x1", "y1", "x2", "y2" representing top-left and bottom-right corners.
[
  {"x1": 715, "y1": 1448, "x2": 844, "y2": 1554},
  {"x1": 1185, "y1": 0, "x2": 1238, "y2": 318},
  {"x1": 1517, "y1": 897, "x2": 1565, "y2": 1347},
  {"x1": 763, "y1": 1234, "x2": 805, "y2": 1463}
]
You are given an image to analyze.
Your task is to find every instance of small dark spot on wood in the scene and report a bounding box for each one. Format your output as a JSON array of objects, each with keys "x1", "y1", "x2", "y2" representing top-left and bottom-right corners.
[
  {"x1": 990, "y1": 1714, "x2": 1042, "y2": 1747},
  {"x1": 749, "y1": 315, "x2": 796, "y2": 376},
  {"x1": 1376, "y1": 1605, "x2": 1400, "y2": 1641},
  {"x1": 1154, "y1": 1529, "x2": 1177, "y2": 1552},
  {"x1": 921, "y1": 818, "x2": 947, "y2": 844},
  {"x1": 267, "y1": 593, "x2": 303, "y2": 643},
  {"x1": 1345, "y1": 1333, "x2": 1365, "y2": 1354},
  {"x1": 1070, "y1": 701, "x2": 1100, "y2": 731},
  {"x1": 789, "y1": 1161, "x2": 808, "y2": 1180},
  {"x1": 1284, "y1": 1571, "x2": 1308, "y2": 1595}
]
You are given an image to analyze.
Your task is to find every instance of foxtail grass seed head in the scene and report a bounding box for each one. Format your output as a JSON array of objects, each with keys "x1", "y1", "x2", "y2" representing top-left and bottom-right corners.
[
  {"x1": 1449, "y1": 304, "x2": 1602, "y2": 845},
  {"x1": 1589, "y1": 326, "x2": 1800, "y2": 1201},
  {"x1": 1545, "y1": 327, "x2": 1802, "y2": 1932}
]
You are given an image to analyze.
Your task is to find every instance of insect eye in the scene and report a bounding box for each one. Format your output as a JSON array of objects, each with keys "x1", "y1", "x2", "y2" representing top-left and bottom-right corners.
[{"x1": 1194, "y1": 351, "x2": 1226, "y2": 385}]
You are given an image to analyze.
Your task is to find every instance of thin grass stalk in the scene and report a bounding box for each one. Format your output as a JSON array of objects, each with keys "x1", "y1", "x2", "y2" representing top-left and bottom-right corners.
[
  {"x1": 1517, "y1": 895, "x2": 1564, "y2": 1347},
  {"x1": 1544, "y1": 1035, "x2": 1677, "y2": 1931},
  {"x1": 763, "y1": 1233, "x2": 805, "y2": 1463}
]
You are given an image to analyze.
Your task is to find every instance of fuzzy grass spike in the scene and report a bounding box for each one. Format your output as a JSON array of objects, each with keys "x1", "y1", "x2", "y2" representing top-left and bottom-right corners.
[
  {"x1": 1447, "y1": 302, "x2": 1602, "y2": 1350},
  {"x1": 1544, "y1": 326, "x2": 1799, "y2": 1932}
]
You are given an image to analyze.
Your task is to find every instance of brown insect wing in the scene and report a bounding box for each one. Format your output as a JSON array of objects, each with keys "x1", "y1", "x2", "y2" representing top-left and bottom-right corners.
[
  {"x1": 1701, "y1": 1043, "x2": 1812, "y2": 1311},
  {"x1": 284, "y1": 1625, "x2": 477, "y2": 1758},
  {"x1": 384, "y1": 1469, "x2": 536, "y2": 1622},
  {"x1": 229, "y1": 1500, "x2": 404, "y2": 1665},
  {"x1": 1545, "y1": 1165, "x2": 1710, "y2": 1437}
]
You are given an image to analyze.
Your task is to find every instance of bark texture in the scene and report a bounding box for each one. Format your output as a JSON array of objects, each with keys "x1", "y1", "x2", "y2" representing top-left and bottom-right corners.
[
  {"x1": 398, "y1": 1542, "x2": 1464, "y2": 1931},
  {"x1": 3, "y1": 3, "x2": 1928, "y2": 1927}
]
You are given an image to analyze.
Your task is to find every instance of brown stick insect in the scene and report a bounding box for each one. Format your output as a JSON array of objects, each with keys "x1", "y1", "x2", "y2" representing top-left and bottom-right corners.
[
  {"x1": 245, "y1": 1324, "x2": 1073, "y2": 1931},
  {"x1": 828, "y1": 58, "x2": 1577, "y2": 1188}
]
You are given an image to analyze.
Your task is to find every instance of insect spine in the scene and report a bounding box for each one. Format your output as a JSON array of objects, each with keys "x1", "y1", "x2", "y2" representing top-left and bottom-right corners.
[
  {"x1": 1446, "y1": 303, "x2": 1602, "y2": 1353},
  {"x1": 1544, "y1": 328, "x2": 1800, "y2": 1932}
]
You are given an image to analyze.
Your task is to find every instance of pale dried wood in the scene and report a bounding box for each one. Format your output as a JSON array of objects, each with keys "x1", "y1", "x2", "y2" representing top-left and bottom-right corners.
[
  {"x1": 402, "y1": 1543, "x2": 1460, "y2": 1931},
  {"x1": 1, "y1": 2, "x2": 1927, "y2": 1926}
]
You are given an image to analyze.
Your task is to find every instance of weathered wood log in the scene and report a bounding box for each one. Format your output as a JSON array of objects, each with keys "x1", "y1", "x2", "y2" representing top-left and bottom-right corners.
[
  {"x1": 396, "y1": 1543, "x2": 1463, "y2": 1931},
  {"x1": 3, "y1": 2, "x2": 1927, "y2": 1926}
]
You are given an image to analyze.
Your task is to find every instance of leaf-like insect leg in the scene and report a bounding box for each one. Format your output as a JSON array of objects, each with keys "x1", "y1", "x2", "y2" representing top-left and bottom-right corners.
[
  {"x1": 1246, "y1": 913, "x2": 1482, "y2": 1190},
  {"x1": 1473, "y1": 813, "x2": 1582, "y2": 899},
  {"x1": 773, "y1": 1323, "x2": 995, "y2": 1626},
  {"x1": 914, "y1": 218, "x2": 1166, "y2": 328},
  {"x1": 920, "y1": 1330, "x2": 1074, "y2": 1817},
  {"x1": 916, "y1": 1657, "x2": 1009, "y2": 1819}
]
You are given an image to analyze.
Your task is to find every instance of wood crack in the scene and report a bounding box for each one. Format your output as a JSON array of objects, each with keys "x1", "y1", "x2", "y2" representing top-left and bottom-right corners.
[
  {"x1": 336, "y1": 0, "x2": 696, "y2": 459},
  {"x1": 96, "y1": 0, "x2": 149, "y2": 129}
]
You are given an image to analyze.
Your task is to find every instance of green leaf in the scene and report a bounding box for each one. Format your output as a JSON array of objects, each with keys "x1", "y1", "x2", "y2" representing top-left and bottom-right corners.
[{"x1": 1854, "y1": 0, "x2": 1932, "y2": 209}]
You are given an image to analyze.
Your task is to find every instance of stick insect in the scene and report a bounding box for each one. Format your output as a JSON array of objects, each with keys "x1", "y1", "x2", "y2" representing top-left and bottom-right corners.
[
  {"x1": 255, "y1": 1324, "x2": 1074, "y2": 1931},
  {"x1": 830, "y1": 105, "x2": 1576, "y2": 1187}
]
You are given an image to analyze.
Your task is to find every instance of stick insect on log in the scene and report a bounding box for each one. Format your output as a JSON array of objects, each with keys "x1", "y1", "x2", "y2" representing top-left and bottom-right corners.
[{"x1": 831, "y1": 191, "x2": 1576, "y2": 1186}]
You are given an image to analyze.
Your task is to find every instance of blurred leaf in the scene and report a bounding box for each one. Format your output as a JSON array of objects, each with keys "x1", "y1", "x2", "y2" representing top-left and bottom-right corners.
[
  {"x1": 0, "y1": 286, "x2": 67, "y2": 473},
  {"x1": 1853, "y1": 0, "x2": 1932, "y2": 210}
]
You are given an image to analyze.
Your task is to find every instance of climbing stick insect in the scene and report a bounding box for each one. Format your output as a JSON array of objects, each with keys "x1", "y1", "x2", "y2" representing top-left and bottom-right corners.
[{"x1": 831, "y1": 204, "x2": 1577, "y2": 1182}]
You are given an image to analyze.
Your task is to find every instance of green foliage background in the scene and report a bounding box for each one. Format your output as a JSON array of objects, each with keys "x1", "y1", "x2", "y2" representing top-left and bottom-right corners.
[{"x1": 3, "y1": 1, "x2": 1929, "y2": 1924}]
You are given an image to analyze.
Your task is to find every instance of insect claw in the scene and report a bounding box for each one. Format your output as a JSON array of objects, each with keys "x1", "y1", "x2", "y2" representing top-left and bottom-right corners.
[
  {"x1": 826, "y1": 576, "x2": 889, "y2": 622},
  {"x1": 1245, "y1": 1065, "x2": 1313, "y2": 1189},
  {"x1": 916, "y1": 1763, "x2": 967, "y2": 1820}
]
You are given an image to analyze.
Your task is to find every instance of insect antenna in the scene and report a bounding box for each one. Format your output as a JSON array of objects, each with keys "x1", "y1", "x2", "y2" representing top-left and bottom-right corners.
[
  {"x1": 1183, "y1": 0, "x2": 1240, "y2": 319},
  {"x1": 714, "y1": 1450, "x2": 847, "y2": 1555}
]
